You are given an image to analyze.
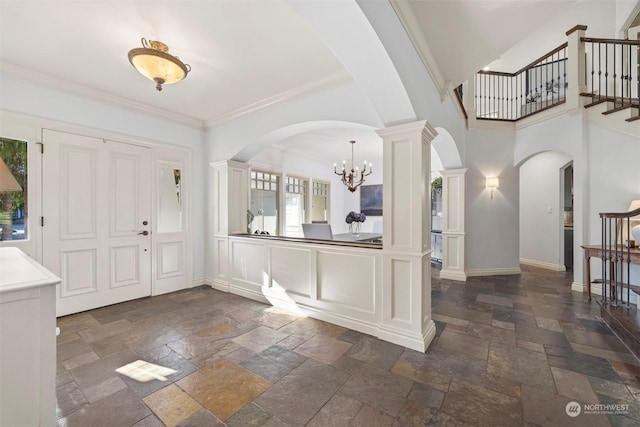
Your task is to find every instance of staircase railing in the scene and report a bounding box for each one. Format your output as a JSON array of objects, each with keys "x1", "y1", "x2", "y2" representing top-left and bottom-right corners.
[
  {"x1": 474, "y1": 43, "x2": 568, "y2": 121},
  {"x1": 582, "y1": 37, "x2": 640, "y2": 109},
  {"x1": 599, "y1": 206, "x2": 640, "y2": 307}
]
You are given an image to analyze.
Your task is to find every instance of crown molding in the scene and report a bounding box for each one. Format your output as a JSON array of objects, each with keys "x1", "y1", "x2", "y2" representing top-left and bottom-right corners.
[
  {"x1": 1, "y1": 62, "x2": 353, "y2": 132},
  {"x1": 389, "y1": 0, "x2": 447, "y2": 97},
  {"x1": 203, "y1": 70, "x2": 353, "y2": 128},
  {"x1": 0, "y1": 62, "x2": 205, "y2": 129}
]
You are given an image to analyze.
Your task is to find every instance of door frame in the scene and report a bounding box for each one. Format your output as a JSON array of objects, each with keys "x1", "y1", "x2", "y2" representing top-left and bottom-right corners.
[{"x1": 0, "y1": 110, "x2": 193, "y2": 300}]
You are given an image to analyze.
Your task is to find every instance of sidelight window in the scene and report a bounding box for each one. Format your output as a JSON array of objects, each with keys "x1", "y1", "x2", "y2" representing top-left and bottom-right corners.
[{"x1": 0, "y1": 138, "x2": 28, "y2": 241}]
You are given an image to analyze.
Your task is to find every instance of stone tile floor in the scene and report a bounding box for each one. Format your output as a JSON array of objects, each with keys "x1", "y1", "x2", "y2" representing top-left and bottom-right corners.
[{"x1": 56, "y1": 265, "x2": 640, "y2": 426}]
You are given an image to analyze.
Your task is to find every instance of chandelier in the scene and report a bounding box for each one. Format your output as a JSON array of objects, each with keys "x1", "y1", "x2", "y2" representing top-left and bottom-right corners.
[
  {"x1": 128, "y1": 38, "x2": 191, "y2": 91},
  {"x1": 334, "y1": 140, "x2": 372, "y2": 192}
]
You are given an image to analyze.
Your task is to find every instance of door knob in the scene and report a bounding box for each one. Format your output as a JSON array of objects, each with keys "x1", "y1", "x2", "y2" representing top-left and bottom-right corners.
[{"x1": 138, "y1": 230, "x2": 149, "y2": 236}]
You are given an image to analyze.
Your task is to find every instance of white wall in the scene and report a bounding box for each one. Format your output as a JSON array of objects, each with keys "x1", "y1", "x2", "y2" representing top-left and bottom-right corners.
[
  {"x1": 519, "y1": 151, "x2": 572, "y2": 269},
  {"x1": 494, "y1": 1, "x2": 618, "y2": 72},
  {"x1": 514, "y1": 104, "x2": 640, "y2": 289},
  {"x1": 465, "y1": 127, "x2": 520, "y2": 274},
  {"x1": 0, "y1": 75, "x2": 207, "y2": 280},
  {"x1": 585, "y1": 125, "x2": 640, "y2": 244}
]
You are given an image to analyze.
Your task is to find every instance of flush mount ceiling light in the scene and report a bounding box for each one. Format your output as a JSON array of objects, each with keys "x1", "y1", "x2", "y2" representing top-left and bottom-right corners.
[{"x1": 128, "y1": 38, "x2": 191, "y2": 91}]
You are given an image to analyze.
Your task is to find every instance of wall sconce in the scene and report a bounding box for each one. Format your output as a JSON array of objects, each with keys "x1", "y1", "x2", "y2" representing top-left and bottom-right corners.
[{"x1": 486, "y1": 177, "x2": 499, "y2": 199}]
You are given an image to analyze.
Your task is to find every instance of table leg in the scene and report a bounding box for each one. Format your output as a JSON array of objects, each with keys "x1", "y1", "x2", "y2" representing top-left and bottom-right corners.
[{"x1": 585, "y1": 253, "x2": 591, "y2": 301}]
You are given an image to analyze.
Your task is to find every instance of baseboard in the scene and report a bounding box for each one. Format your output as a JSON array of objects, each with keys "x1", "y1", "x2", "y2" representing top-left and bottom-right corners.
[
  {"x1": 520, "y1": 258, "x2": 566, "y2": 272},
  {"x1": 571, "y1": 281, "x2": 586, "y2": 293},
  {"x1": 229, "y1": 284, "x2": 270, "y2": 304},
  {"x1": 192, "y1": 277, "x2": 209, "y2": 287},
  {"x1": 467, "y1": 267, "x2": 521, "y2": 277},
  {"x1": 378, "y1": 320, "x2": 436, "y2": 353},
  {"x1": 224, "y1": 282, "x2": 436, "y2": 353},
  {"x1": 210, "y1": 278, "x2": 230, "y2": 293},
  {"x1": 439, "y1": 269, "x2": 468, "y2": 281}
]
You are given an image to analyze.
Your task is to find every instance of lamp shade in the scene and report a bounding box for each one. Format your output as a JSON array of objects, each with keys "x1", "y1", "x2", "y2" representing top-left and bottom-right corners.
[
  {"x1": 128, "y1": 39, "x2": 191, "y2": 91},
  {"x1": 486, "y1": 177, "x2": 499, "y2": 189},
  {"x1": 628, "y1": 200, "x2": 640, "y2": 219},
  {"x1": 0, "y1": 157, "x2": 22, "y2": 192}
]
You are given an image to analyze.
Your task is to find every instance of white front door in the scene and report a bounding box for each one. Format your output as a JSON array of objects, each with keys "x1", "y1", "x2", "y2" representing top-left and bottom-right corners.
[{"x1": 42, "y1": 129, "x2": 152, "y2": 316}]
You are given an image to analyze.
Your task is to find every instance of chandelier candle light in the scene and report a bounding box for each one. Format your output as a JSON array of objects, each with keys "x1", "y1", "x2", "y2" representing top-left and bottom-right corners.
[{"x1": 334, "y1": 140, "x2": 372, "y2": 192}]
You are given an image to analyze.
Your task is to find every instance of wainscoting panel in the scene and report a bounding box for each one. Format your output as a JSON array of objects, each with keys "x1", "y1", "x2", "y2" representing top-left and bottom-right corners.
[
  {"x1": 269, "y1": 245, "x2": 312, "y2": 298},
  {"x1": 213, "y1": 237, "x2": 229, "y2": 284},
  {"x1": 390, "y1": 140, "x2": 412, "y2": 250},
  {"x1": 316, "y1": 250, "x2": 376, "y2": 314},
  {"x1": 228, "y1": 236, "x2": 382, "y2": 334},
  {"x1": 390, "y1": 258, "x2": 411, "y2": 323},
  {"x1": 230, "y1": 239, "x2": 265, "y2": 292}
]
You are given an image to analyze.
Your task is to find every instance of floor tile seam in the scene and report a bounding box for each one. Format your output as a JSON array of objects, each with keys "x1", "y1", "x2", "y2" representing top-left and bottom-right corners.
[
  {"x1": 595, "y1": 314, "x2": 640, "y2": 365},
  {"x1": 55, "y1": 382, "x2": 90, "y2": 421}
]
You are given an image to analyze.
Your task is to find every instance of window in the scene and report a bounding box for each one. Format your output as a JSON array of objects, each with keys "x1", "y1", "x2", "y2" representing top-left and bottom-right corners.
[
  {"x1": 311, "y1": 181, "x2": 330, "y2": 223},
  {"x1": 284, "y1": 176, "x2": 307, "y2": 237},
  {"x1": 250, "y1": 170, "x2": 279, "y2": 235},
  {"x1": 158, "y1": 161, "x2": 182, "y2": 233},
  {"x1": 0, "y1": 138, "x2": 28, "y2": 241}
]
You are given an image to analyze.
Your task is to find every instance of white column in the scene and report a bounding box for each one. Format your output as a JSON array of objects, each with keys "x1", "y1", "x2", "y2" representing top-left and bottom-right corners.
[
  {"x1": 565, "y1": 25, "x2": 588, "y2": 112},
  {"x1": 440, "y1": 168, "x2": 468, "y2": 281},
  {"x1": 376, "y1": 120, "x2": 437, "y2": 352},
  {"x1": 210, "y1": 160, "x2": 249, "y2": 291}
]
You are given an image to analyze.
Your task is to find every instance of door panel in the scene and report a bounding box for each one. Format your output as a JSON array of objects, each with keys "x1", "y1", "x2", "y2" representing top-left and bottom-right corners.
[
  {"x1": 153, "y1": 147, "x2": 192, "y2": 295},
  {"x1": 43, "y1": 129, "x2": 151, "y2": 316}
]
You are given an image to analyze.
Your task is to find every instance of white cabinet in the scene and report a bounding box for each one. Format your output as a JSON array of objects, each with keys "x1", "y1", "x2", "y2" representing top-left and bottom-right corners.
[{"x1": 0, "y1": 247, "x2": 60, "y2": 427}]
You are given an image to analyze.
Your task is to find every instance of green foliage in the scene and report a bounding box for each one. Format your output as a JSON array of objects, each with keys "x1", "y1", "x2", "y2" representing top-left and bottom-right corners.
[
  {"x1": 0, "y1": 138, "x2": 27, "y2": 211},
  {"x1": 431, "y1": 176, "x2": 443, "y2": 192}
]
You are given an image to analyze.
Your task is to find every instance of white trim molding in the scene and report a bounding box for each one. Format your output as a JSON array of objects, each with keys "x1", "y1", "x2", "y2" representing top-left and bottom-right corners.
[
  {"x1": 520, "y1": 258, "x2": 566, "y2": 272},
  {"x1": 204, "y1": 70, "x2": 353, "y2": 128},
  {"x1": 467, "y1": 268, "x2": 522, "y2": 277}
]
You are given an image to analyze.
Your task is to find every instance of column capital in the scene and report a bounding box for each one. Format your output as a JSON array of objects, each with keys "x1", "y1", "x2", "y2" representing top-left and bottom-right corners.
[
  {"x1": 376, "y1": 120, "x2": 438, "y2": 143},
  {"x1": 209, "y1": 160, "x2": 250, "y2": 170},
  {"x1": 441, "y1": 168, "x2": 468, "y2": 176}
]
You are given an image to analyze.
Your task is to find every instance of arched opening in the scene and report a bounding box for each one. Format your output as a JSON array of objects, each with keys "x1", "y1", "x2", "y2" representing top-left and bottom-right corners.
[
  {"x1": 430, "y1": 127, "x2": 466, "y2": 280},
  {"x1": 242, "y1": 120, "x2": 383, "y2": 238},
  {"x1": 518, "y1": 150, "x2": 574, "y2": 277}
]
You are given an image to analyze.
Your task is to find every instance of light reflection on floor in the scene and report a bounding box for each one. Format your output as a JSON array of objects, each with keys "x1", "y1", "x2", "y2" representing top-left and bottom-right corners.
[{"x1": 115, "y1": 360, "x2": 177, "y2": 382}]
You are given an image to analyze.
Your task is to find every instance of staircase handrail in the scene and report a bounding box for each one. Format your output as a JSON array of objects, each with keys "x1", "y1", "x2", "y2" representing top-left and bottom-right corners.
[
  {"x1": 581, "y1": 37, "x2": 640, "y2": 47},
  {"x1": 477, "y1": 42, "x2": 569, "y2": 78},
  {"x1": 474, "y1": 41, "x2": 569, "y2": 121},
  {"x1": 599, "y1": 206, "x2": 640, "y2": 219}
]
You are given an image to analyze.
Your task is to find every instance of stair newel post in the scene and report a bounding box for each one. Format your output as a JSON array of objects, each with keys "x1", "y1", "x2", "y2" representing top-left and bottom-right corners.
[{"x1": 566, "y1": 25, "x2": 588, "y2": 112}]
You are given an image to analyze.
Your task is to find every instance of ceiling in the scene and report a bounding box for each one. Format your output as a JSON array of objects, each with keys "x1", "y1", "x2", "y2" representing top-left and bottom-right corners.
[{"x1": 0, "y1": 0, "x2": 624, "y2": 164}]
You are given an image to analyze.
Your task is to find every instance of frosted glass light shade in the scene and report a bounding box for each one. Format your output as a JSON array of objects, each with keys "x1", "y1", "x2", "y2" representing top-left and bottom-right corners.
[
  {"x1": 627, "y1": 200, "x2": 640, "y2": 219},
  {"x1": 0, "y1": 157, "x2": 22, "y2": 192},
  {"x1": 128, "y1": 39, "x2": 190, "y2": 91}
]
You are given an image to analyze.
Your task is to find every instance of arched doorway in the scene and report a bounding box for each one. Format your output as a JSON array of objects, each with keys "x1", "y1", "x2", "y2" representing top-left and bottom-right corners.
[{"x1": 518, "y1": 150, "x2": 574, "y2": 274}]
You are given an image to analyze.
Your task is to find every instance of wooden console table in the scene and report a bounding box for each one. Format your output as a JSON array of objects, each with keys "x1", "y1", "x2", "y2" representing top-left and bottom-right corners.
[{"x1": 581, "y1": 244, "x2": 640, "y2": 301}]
